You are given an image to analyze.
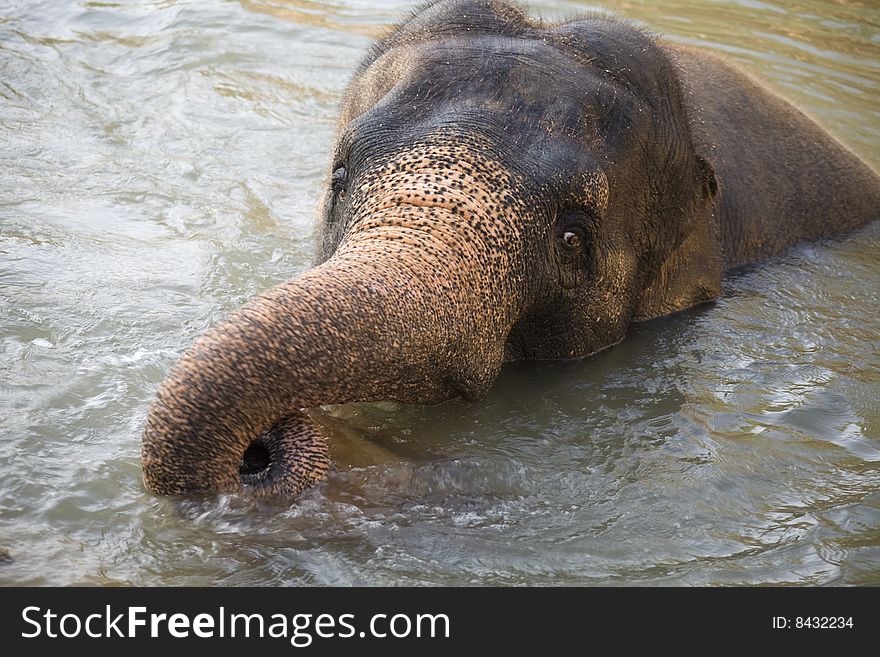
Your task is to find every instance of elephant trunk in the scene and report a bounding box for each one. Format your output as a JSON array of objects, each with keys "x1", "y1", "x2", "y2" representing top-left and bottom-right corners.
[{"x1": 141, "y1": 214, "x2": 517, "y2": 497}]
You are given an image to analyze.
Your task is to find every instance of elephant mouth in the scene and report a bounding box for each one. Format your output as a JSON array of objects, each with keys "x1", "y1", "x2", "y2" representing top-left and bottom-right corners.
[{"x1": 237, "y1": 413, "x2": 331, "y2": 497}]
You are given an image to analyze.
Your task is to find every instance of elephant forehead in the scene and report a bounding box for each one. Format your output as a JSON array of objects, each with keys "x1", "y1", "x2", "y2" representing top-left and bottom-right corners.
[
  {"x1": 344, "y1": 35, "x2": 630, "y2": 140},
  {"x1": 410, "y1": 36, "x2": 579, "y2": 89},
  {"x1": 347, "y1": 36, "x2": 568, "y2": 109}
]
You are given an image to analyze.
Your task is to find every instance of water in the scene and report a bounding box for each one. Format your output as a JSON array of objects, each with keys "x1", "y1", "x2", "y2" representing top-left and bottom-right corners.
[{"x1": 1, "y1": 0, "x2": 878, "y2": 586}]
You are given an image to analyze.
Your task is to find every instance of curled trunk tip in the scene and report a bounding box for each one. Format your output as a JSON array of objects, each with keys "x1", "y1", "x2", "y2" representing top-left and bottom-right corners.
[
  {"x1": 239, "y1": 412, "x2": 331, "y2": 498},
  {"x1": 142, "y1": 407, "x2": 330, "y2": 498}
]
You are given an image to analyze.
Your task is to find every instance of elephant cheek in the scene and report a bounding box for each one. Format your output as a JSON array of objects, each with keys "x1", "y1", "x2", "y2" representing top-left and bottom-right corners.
[
  {"x1": 559, "y1": 267, "x2": 581, "y2": 291},
  {"x1": 557, "y1": 253, "x2": 582, "y2": 290}
]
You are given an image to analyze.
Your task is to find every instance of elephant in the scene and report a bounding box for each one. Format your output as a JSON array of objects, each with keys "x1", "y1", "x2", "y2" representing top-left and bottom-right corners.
[{"x1": 141, "y1": 0, "x2": 880, "y2": 497}]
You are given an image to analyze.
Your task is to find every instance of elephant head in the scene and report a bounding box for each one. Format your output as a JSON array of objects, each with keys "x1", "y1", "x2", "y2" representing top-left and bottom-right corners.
[{"x1": 142, "y1": 0, "x2": 719, "y2": 497}]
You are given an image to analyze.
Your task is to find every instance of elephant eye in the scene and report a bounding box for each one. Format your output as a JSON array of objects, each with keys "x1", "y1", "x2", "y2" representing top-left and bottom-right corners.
[
  {"x1": 331, "y1": 166, "x2": 348, "y2": 195},
  {"x1": 562, "y1": 231, "x2": 581, "y2": 248},
  {"x1": 558, "y1": 209, "x2": 594, "y2": 250}
]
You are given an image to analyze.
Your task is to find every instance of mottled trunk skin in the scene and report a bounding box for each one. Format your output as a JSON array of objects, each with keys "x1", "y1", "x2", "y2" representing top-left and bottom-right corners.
[{"x1": 142, "y1": 197, "x2": 523, "y2": 496}]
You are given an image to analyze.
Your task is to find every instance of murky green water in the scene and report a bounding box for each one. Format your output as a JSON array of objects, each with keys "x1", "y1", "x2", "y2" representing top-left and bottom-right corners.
[{"x1": 1, "y1": 0, "x2": 878, "y2": 586}]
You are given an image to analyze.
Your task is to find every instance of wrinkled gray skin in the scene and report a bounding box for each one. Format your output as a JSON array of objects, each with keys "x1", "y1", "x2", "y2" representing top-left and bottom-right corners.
[{"x1": 142, "y1": 0, "x2": 880, "y2": 498}]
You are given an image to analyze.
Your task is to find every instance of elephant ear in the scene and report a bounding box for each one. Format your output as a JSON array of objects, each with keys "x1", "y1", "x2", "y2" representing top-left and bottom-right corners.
[{"x1": 634, "y1": 155, "x2": 723, "y2": 321}]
